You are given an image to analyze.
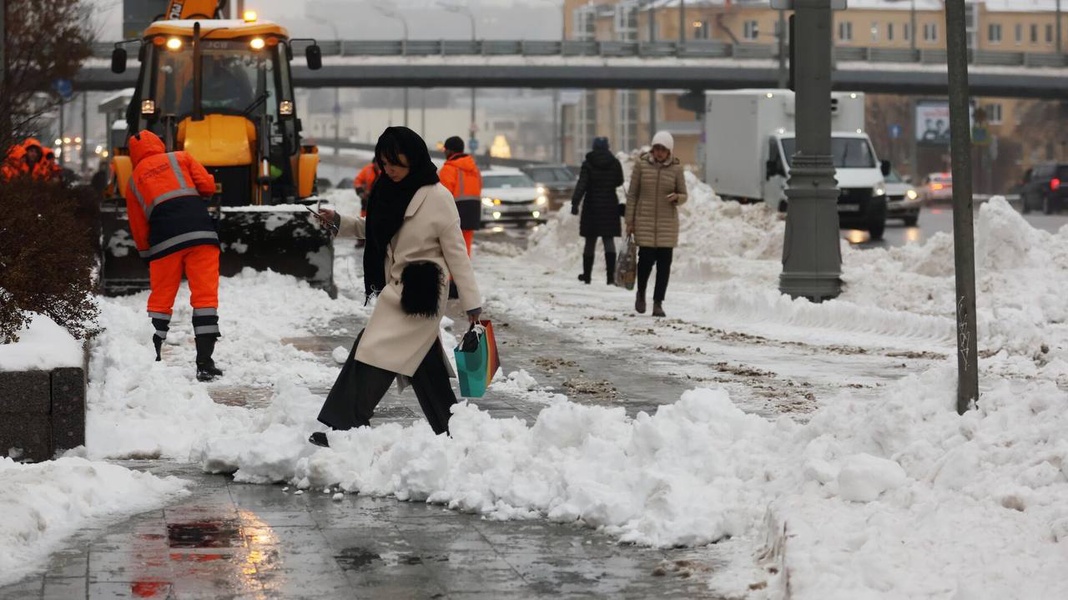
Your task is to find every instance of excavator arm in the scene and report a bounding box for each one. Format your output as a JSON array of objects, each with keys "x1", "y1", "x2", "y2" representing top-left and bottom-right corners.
[{"x1": 165, "y1": 0, "x2": 227, "y2": 20}]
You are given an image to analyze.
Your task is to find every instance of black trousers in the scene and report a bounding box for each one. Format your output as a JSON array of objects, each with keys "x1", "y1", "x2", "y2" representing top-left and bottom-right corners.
[
  {"x1": 582, "y1": 235, "x2": 616, "y2": 257},
  {"x1": 317, "y1": 334, "x2": 458, "y2": 436},
  {"x1": 636, "y1": 247, "x2": 674, "y2": 302}
]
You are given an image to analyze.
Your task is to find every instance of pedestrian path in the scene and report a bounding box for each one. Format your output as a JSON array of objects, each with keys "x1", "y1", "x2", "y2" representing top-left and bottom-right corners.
[{"x1": 0, "y1": 461, "x2": 725, "y2": 600}]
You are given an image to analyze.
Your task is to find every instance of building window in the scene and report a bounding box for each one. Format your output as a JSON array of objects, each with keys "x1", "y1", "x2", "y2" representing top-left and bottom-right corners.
[
  {"x1": 1047, "y1": 24, "x2": 1054, "y2": 44},
  {"x1": 1031, "y1": 24, "x2": 1039, "y2": 43},
  {"x1": 743, "y1": 20, "x2": 759, "y2": 41},
  {"x1": 888, "y1": 22, "x2": 895, "y2": 41},
  {"x1": 692, "y1": 19, "x2": 710, "y2": 40},
  {"x1": 870, "y1": 22, "x2": 879, "y2": 42},
  {"x1": 988, "y1": 23, "x2": 1002, "y2": 44},
  {"x1": 924, "y1": 22, "x2": 938, "y2": 42},
  {"x1": 838, "y1": 21, "x2": 853, "y2": 42},
  {"x1": 985, "y1": 103, "x2": 1003, "y2": 125},
  {"x1": 904, "y1": 23, "x2": 912, "y2": 42},
  {"x1": 1015, "y1": 23, "x2": 1022, "y2": 44}
]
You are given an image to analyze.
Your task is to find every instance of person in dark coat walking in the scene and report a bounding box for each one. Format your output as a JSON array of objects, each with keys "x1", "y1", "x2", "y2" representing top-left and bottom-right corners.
[{"x1": 571, "y1": 137, "x2": 624, "y2": 285}]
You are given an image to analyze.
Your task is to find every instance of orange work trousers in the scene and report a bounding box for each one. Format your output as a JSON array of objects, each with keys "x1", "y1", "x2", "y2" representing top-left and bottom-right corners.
[
  {"x1": 147, "y1": 245, "x2": 220, "y2": 315},
  {"x1": 462, "y1": 229, "x2": 474, "y2": 256}
]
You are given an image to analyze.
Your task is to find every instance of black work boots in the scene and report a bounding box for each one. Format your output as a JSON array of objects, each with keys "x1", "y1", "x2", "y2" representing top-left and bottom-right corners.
[{"x1": 194, "y1": 335, "x2": 224, "y2": 382}]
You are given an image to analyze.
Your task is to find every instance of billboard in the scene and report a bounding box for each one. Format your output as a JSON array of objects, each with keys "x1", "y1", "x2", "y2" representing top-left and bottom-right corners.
[{"x1": 915, "y1": 100, "x2": 975, "y2": 145}]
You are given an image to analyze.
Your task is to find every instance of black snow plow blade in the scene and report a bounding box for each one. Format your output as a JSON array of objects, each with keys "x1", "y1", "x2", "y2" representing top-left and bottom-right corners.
[{"x1": 99, "y1": 203, "x2": 336, "y2": 297}]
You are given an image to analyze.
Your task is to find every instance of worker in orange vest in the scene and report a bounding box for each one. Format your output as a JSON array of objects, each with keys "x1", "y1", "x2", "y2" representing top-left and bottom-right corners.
[
  {"x1": 124, "y1": 130, "x2": 224, "y2": 382},
  {"x1": 353, "y1": 161, "x2": 380, "y2": 217},
  {"x1": 1, "y1": 144, "x2": 26, "y2": 181},
  {"x1": 437, "y1": 136, "x2": 481, "y2": 256}
]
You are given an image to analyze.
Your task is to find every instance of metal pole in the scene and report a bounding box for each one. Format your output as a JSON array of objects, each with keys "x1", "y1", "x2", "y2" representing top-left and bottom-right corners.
[
  {"x1": 777, "y1": 9, "x2": 788, "y2": 89},
  {"x1": 910, "y1": 0, "x2": 917, "y2": 54},
  {"x1": 648, "y1": 1, "x2": 656, "y2": 42},
  {"x1": 944, "y1": 0, "x2": 979, "y2": 414},
  {"x1": 649, "y1": 89, "x2": 656, "y2": 141},
  {"x1": 421, "y1": 88, "x2": 426, "y2": 135},
  {"x1": 81, "y1": 92, "x2": 88, "y2": 173},
  {"x1": 679, "y1": 0, "x2": 685, "y2": 45},
  {"x1": 1058, "y1": 0, "x2": 1063, "y2": 55},
  {"x1": 779, "y1": 0, "x2": 842, "y2": 301},
  {"x1": 552, "y1": 89, "x2": 560, "y2": 162},
  {"x1": 468, "y1": 12, "x2": 476, "y2": 152},
  {"x1": 58, "y1": 100, "x2": 65, "y2": 167},
  {"x1": 333, "y1": 87, "x2": 340, "y2": 156}
]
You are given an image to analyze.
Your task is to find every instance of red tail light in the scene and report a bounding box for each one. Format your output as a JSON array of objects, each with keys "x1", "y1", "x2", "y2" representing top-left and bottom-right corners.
[{"x1": 1052, "y1": 178, "x2": 1061, "y2": 191}]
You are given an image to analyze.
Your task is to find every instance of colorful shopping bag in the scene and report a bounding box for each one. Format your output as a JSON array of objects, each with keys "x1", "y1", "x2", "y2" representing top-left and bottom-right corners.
[
  {"x1": 453, "y1": 320, "x2": 501, "y2": 398},
  {"x1": 615, "y1": 234, "x2": 637, "y2": 290}
]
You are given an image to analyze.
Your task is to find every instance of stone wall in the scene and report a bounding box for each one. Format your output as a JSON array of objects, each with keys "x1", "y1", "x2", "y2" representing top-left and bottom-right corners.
[{"x1": 0, "y1": 366, "x2": 86, "y2": 462}]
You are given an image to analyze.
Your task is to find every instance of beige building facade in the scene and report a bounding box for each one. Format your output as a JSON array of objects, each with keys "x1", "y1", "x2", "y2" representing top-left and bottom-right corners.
[{"x1": 562, "y1": 0, "x2": 1067, "y2": 191}]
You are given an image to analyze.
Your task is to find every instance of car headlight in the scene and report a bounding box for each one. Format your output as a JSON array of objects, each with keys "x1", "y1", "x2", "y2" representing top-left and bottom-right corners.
[
  {"x1": 906, "y1": 189, "x2": 918, "y2": 200},
  {"x1": 874, "y1": 186, "x2": 886, "y2": 197},
  {"x1": 482, "y1": 197, "x2": 494, "y2": 207},
  {"x1": 536, "y1": 185, "x2": 547, "y2": 196},
  {"x1": 535, "y1": 195, "x2": 548, "y2": 206}
]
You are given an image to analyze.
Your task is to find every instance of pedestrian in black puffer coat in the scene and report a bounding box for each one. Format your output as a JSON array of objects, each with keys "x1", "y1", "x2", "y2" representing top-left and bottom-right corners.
[{"x1": 571, "y1": 137, "x2": 625, "y2": 285}]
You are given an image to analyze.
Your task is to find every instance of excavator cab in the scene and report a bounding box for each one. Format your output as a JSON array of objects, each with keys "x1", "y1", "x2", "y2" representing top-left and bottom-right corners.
[{"x1": 101, "y1": 8, "x2": 335, "y2": 297}]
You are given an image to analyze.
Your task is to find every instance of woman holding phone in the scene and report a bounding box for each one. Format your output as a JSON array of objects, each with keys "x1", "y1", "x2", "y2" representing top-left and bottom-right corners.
[{"x1": 624, "y1": 131, "x2": 688, "y2": 318}]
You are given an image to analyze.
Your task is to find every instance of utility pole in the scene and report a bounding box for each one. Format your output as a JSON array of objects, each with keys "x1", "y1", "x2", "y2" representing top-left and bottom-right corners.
[
  {"x1": 648, "y1": 1, "x2": 656, "y2": 42},
  {"x1": 779, "y1": 0, "x2": 842, "y2": 302},
  {"x1": 911, "y1": 0, "x2": 917, "y2": 54},
  {"x1": 777, "y1": 9, "x2": 788, "y2": 89},
  {"x1": 81, "y1": 93, "x2": 88, "y2": 173},
  {"x1": 944, "y1": 0, "x2": 979, "y2": 414},
  {"x1": 1058, "y1": 0, "x2": 1063, "y2": 55},
  {"x1": 679, "y1": 0, "x2": 687, "y2": 45}
]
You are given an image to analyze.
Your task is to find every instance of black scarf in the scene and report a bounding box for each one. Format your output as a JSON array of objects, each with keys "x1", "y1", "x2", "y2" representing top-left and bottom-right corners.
[{"x1": 363, "y1": 127, "x2": 440, "y2": 302}]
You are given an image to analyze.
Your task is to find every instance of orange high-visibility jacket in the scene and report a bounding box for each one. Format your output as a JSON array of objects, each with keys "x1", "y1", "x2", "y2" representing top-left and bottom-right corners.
[
  {"x1": 439, "y1": 153, "x2": 482, "y2": 201},
  {"x1": 124, "y1": 130, "x2": 218, "y2": 262},
  {"x1": 1, "y1": 145, "x2": 26, "y2": 181},
  {"x1": 353, "y1": 162, "x2": 380, "y2": 196}
]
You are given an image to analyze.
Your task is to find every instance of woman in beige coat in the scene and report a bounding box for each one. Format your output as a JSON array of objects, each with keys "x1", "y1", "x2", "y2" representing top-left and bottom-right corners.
[
  {"x1": 624, "y1": 131, "x2": 687, "y2": 317},
  {"x1": 310, "y1": 127, "x2": 482, "y2": 446}
]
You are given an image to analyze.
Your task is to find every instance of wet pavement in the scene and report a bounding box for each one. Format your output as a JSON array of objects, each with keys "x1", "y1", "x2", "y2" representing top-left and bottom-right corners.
[
  {"x1": 1, "y1": 295, "x2": 732, "y2": 599},
  {"x1": 1, "y1": 459, "x2": 725, "y2": 600}
]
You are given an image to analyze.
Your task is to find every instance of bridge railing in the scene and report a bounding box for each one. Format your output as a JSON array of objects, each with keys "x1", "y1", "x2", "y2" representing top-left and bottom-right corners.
[{"x1": 90, "y1": 39, "x2": 1068, "y2": 69}]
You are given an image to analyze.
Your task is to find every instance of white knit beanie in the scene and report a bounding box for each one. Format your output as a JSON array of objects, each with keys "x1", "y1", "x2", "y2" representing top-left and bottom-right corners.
[{"x1": 651, "y1": 131, "x2": 674, "y2": 153}]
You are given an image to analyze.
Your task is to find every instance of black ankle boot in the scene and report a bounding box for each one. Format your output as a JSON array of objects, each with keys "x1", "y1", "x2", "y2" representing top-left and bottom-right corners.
[
  {"x1": 152, "y1": 336, "x2": 163, "y2": 362},
  {"x1": 578, "y1": 254, "x2": 593, "y2": 284},
  {"x1": 308, "y1": 432, "x2": 330, "y2": 448},
  {"x1": 605, "y1": 252, "x2": 616, "y2": 285},
  {"x1": 194, "y1": 335, "x2": 224, "y2": 382}
]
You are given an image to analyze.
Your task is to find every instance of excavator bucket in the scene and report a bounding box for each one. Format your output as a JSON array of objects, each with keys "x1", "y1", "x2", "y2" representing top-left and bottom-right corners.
[{"x1": 99, "y1": 199, "x2": 336, "y2": 297}]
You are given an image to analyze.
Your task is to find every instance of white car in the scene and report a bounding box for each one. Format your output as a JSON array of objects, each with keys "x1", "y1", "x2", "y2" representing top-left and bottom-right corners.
[
  {"x1": 884, "y1": 169, "x2": 921, "y2": 226},
  {"x1": 480, "y1": 169, "x2": 549, "y2": 227}
]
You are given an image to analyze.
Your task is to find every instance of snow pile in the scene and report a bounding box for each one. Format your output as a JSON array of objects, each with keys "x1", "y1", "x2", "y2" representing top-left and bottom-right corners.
[
  {"x1": 86, "y1": 269, "x2": 355, "y2": 460},
  {"x1": 0, "y1": 313, "x2": 85, "y2": 372},
  {"x1": 0, "y1": 457, "x2": 188, "y2": 587}
]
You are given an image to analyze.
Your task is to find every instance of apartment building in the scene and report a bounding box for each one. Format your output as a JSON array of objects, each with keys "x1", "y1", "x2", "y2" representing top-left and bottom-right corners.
[{"x1": 562, "y1": 0, "x2": 1067, "y2": 191}]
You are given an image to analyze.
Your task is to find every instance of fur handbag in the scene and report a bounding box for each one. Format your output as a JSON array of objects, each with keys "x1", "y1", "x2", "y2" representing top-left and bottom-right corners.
[{"x1": 400, "y1": 261, "x2": 444, "y2": 318}]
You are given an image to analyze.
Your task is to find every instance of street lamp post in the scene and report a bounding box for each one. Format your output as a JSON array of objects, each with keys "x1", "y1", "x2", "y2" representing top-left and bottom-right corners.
[
  {"x1": 310, "y1": 17, "x2": 342, "y2": 156},
  {"x1": 440, "y1": 2, "x2": 477, "y2": 153},
  {"x1": 375, "y1": 7, "x2": 410, "y2": 127}
]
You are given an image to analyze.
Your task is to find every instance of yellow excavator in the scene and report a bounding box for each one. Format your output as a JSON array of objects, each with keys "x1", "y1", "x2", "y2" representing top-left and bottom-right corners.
[{"x1": 101, "y1": 0, "x2": 335, "y2": 296}]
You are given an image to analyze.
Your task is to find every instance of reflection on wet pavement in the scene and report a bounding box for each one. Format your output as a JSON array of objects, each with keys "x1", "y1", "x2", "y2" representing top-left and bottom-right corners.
[{"x1": 0, "y1": 462, "x2": 730, "y2": 600}]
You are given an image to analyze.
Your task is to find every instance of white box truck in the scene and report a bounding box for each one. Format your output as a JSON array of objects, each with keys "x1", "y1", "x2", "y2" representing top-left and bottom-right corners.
[{"x1": 704, "y1": 89, "x2": 889, "y2": 239}]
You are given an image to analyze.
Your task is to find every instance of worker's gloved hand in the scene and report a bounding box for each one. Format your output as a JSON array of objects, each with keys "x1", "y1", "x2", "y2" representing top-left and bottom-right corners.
[{"x1": 570, "y1": 203, "x2": 579, "y2": 216}]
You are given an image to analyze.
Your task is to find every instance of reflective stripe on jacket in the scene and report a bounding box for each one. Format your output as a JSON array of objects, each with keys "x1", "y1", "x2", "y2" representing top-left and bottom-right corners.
[
  {"x1": 439, "y1": 154, "x2": 482, "y2": 202},
  {"x1": 124, "y1": 130, "x2": 218, "y2": 261}
]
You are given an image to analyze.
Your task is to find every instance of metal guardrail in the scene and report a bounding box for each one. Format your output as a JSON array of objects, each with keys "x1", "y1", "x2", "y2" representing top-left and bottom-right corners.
[{"x1": 90, "y1": 39, "x2": 1068, "y2": 69}]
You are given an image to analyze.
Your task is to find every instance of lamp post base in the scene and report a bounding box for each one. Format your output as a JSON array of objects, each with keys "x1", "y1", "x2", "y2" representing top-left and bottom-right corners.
[{"x1": 779, "y1": 156, "x2": 842, "y2": 302}]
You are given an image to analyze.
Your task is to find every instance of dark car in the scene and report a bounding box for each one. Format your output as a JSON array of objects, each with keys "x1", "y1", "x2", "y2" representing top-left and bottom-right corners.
[
  {"x1": 337, "y1": 177, "x2": 354, "y2": 190},
  {"x1": 519, "y1": 164, "x2": 577, "y2": 212},
  {"x1": 1020, "y1": 163, "x2": 1068, "y2": 214}
]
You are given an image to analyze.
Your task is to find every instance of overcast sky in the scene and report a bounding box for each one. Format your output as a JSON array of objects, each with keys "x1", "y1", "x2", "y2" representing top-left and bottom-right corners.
[{"x1": 90, "y1": 0, "x2": 565, "y2": 41}]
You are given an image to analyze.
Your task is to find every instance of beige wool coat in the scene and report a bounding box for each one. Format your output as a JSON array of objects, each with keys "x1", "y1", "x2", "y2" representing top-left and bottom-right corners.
[
  {"x1": 624, "y1": 153, "x2": 688, "y2": 248},
  {"x1": 338, "y1": 182, "x2": 482, "y2": 376}
]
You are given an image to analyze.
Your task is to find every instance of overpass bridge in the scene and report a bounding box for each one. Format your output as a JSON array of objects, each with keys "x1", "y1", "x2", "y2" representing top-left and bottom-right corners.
[{"x1": 77, "y1": 39, "x2": 1068, "y2": 99}]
